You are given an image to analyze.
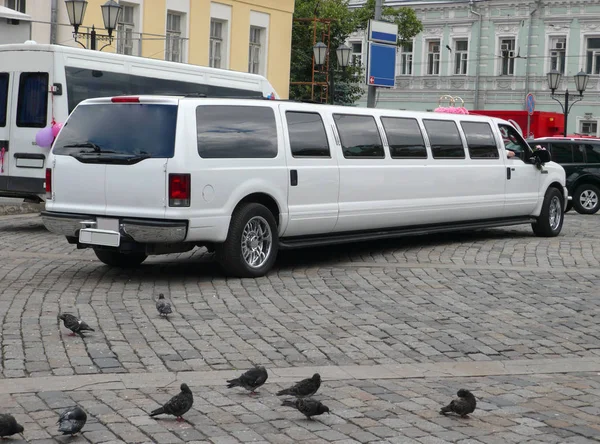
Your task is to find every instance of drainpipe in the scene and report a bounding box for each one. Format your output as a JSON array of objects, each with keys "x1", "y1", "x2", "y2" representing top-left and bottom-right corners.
[
  {"x1": 470, "y1": 0, "x2": 482, "y2": 109},
  {"x1": 50, "y1": 0, "x2": 58, "y2": 44},
  {"x1": 525, "y1": 0, "x2": 541, "y2": 137}
]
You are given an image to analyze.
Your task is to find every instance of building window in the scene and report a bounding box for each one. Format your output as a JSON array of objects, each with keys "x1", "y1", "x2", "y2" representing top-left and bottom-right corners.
[
  {"x1": 580, "y1": 120, "x2": 598, "y2": 136},
  {"x1": 351, "y1": 42, "x2": 362, "y2": 67},
  {"x1": 454, "y1": 40, "x2": 468, "y2": 75},
  {"x1": 500, "y1": 38, "x2": 515, "y2": 75},
  {"x1": 586, "y1": 37, "x2": 600, "y2": 75},
  {"x1": 209, "y1": 19, "x2": 224, "y2": 68},
  {"x1": 117, "y1": 5, "x2": 135, "y2": 55},
  {"x1": 249, "y1": 26, "x2": 263, "y2": 74},
  {"x1": 166, "y1": 13, "x2": 183, "y2": 62},
  {"x1": 549, "y1": 36, "x2": 566, "y2": 74},
  {"x1": 5, "y1": 0, "x2": 25, "y2": 12},
  {"x1": 398, "y1": 42, "x2": 413, "y2": 75},
  {"x1": 426, "y1": 40, "x2": 440, "y2": 75}
]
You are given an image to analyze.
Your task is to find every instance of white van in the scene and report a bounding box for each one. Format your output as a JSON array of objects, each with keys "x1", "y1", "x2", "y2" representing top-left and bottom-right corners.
[
  {"x1": 42, "y1": 96, "x2": 567, "y2": 277},
  {"x1": 0, "y1": 42, "x2": 279, "y2": 203}
]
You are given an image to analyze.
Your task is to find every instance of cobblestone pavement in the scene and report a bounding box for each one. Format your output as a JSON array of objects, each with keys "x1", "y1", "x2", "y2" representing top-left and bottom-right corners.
[{"x1": 0, "y1": 213, "x2": 599, "y2": 443}]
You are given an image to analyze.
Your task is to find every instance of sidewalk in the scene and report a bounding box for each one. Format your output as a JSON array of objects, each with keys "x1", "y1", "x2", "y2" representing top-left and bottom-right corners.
[{"x1": 0, "y1": 197, "x2": 43, "y2": 216}]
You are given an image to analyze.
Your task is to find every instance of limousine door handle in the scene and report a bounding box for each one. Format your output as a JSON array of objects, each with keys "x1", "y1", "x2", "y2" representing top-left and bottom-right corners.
[
  {"x1": 507, "y1": 167, "x2": 511, "y2": 180},
  {"x1": 290, "y1": 169, "x2": 298, "y2": 186}
]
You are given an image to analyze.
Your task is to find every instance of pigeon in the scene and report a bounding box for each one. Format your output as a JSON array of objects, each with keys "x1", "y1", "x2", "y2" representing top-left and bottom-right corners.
[
  {"x1": 156, "y1": 293, "x2": 173, "y2": 317},
  {"x1": 445, "y1": 44, "x2": 452, "y2": 52},
  {"x1": 0, "y1": 413, "x2": 24, "y2": 438},
  {"x1": 440, "y1": 389, "x2": 477, "y2": 417},
  {"x1": 226, "y1": 366, "x2": 268, "y2": 395},
  {"x1": 149, "y1": 383, "x2": 194, "y2": 422},
  {"x1": 281, "y1": 398, "x2": 330, "y2": 420},
  {"x1": 276, "y1": 373, "x2": 321, "y2": 398},
  {"x1": 58, "y1": 313, "x2": 95, "y2": 337},
  {"x1": 57, "y1": 406, "x2": 87, "y2": 436}
]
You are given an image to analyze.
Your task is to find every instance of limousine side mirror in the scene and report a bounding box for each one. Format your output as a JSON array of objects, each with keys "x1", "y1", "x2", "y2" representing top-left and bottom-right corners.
[{"x1": 531, "y1": 149, "x2": 551, "y2": 164}]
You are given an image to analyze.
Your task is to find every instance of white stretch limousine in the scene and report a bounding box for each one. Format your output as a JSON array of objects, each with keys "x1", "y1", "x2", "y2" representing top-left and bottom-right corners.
[{"x1": 42, "y1": 96, "x2": 567, "y2": 277}]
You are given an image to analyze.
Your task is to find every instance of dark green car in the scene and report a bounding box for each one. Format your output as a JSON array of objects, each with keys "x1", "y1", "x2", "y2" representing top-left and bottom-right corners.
[{"x1": 532, "y1": 137, "x2": 600, "y2": 214}]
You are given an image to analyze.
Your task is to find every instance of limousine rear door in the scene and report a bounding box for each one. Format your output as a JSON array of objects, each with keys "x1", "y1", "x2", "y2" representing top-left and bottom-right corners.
[{"x1": 279, "y1": 106, "x2": 339, "y2": 237}]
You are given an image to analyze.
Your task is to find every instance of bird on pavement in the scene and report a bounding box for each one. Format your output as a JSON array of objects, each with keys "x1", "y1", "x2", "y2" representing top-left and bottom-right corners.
[
  {"x1": 57, "y1": 406, "x2": 87, "y2": 436},
  {"x1": 276, "y1": 373, "x2": 321, "y2": 398},
  {"x1": 149, "y1": 383, "x2": 194, "y2": 422},
  {"x1": 226, "y1": 366, "x2": 268, "y2": 395},
  {"x1": 281, "y1": 398, "x2": 330, "y2": 420},
  {"x1": 0, "y1": 413, "x2": 24, "y2": 438},
  {"x1": 58, "y1": 313, "x2": 95, "y2": 337},
  {"x1": 156, "y1": 293, "x2": 173, "y2": 317},
  {"x1": 440, "y1": 389, "x2": 477, "y2": 417}
]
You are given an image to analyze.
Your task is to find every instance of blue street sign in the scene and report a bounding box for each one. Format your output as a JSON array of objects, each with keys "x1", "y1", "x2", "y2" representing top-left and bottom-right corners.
[
  {"x1": 366, "y1": 42, "x2": 396, "y2": 88},
  {"x1": 526, "y1": 93, "x2": 535, "y2": 116}
]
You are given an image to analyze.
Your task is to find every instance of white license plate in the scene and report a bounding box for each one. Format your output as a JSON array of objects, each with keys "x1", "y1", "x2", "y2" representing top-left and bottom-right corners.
[{"x1": 79, "y1": 228, "x2": 120, "y2": 247}]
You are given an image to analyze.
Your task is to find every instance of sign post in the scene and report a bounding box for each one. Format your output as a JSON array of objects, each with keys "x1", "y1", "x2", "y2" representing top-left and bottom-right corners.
[
  {"x1": 526, "y1": 93, "x2": 535, "y2": 138},
  {"x1": 366, "y1": 16, "x2": 398, "y2": 108}
]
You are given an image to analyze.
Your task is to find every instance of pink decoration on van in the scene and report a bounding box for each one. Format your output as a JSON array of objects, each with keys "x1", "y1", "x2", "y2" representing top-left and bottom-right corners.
[
  {"x1": 52, "y1": 121, "x2": 64, "y2": 138},
  {"x1": 35, "y1": 126, "x2": 55, "y2": 148}
]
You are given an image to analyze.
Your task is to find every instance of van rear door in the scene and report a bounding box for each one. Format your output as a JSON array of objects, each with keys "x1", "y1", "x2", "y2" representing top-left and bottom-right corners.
[{"x1": 49, "y1": 98, "x2": 178, "y2": 218}]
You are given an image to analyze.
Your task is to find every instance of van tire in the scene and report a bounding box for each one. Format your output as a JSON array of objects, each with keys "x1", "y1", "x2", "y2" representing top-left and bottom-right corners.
[
  {"x1": 572, "y1": 184, "x2": 600, "y2": 214},
  {"x1": 217, "y1": 203, "x2": 279, "y2": 278},
  {"x1": 94, "y1": 248, "x2": 147, "y2": 268},
  {"x1": 532, "y1": 187, "x2": 564, "y2": 237}
]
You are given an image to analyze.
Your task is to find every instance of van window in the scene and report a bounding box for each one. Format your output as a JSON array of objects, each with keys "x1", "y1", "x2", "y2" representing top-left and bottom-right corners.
[
  {"x1": 422, "y1": 119, "x2": 465, "y2": 158},
  {"x1": 0, "y1": 73, "x2": 8, "y2": 127},
  {"x1": 53, "y1": 104, "x2": 178, "y2": 158},
  {"x1": 17, "y1": 72, "x2": 49, "y2": 128},
  {"x1": 286, "y1": 112, "x2": 330, "y2": 157},
  {"x1": 333, "y1": 114, "x2": 384, "y2": 158},
  {"x1": 585, "y1": 143, "x2": 600, "y2": 163},
  {"x1": 196, "y1": 106, "x2": 277, "y2": 158},
  {"x1": 460, "y1": 122, "x2": 499, "y2": 159},
  {"x1": 381, "y1": 117, "x2": 427, "y2": 158}
]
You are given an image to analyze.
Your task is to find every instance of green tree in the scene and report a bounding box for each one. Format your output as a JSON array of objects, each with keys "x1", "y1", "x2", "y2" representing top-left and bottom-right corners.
[{"x1": 354, "y1": 0, "x2": 423, "y2": 45}]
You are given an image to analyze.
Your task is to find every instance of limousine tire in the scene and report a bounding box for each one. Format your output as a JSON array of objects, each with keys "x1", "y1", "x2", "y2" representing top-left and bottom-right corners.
[
  {"x1": 573, "y1": 184, "x2": 600, "y2": 215},
  {"x1": 532, "y1": 187, "x2": 564, "y2": 237},
  {"x1": 217, "y1": 203, "x2": 279, "y2": 278},
  {"x1": 93, "y1": 248, "x2": 148, "y2": 268}
]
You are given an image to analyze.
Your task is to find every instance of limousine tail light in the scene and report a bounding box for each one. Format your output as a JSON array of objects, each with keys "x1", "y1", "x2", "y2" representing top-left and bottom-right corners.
[
  {"x1": 45, "y1": 168, "x2": 52, "y2": 199},
  {"x1": 111, "y1": 96, "x2": 140, "y2": 103},
  {"x1": 169, "y1": 173, "x2": 190, "y2": 207}
]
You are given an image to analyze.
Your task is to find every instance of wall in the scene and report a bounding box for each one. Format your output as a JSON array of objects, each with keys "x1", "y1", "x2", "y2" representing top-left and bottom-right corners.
[{"x1": 0, "y1": 21, "x2": 30, "y2": 43}]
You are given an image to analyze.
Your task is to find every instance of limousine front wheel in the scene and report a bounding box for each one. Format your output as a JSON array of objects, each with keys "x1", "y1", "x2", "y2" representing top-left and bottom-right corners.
[
  {"x1": 217, "y1": 203, "x2": 279, "y2": 278},
  {"x1": 532, "y1": 188, "x2": 564, "y2": 237}
]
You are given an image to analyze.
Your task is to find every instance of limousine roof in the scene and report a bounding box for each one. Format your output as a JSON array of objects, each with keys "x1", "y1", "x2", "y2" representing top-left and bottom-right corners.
[{"x1": 81, "y1": 95, "x2": 513, "y2": 126}]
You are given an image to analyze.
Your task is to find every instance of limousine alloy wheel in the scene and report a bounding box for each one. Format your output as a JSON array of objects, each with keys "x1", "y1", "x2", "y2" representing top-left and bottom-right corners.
[
  {"x1": 532, "y1": 188, "x2": 564, "y2": 237},
  {"x1": 217, "y1": 203, "x2": 279, "y2": 278},
  {"x1": 573, "y1": 184, "x2": 600, "y2": 215}
]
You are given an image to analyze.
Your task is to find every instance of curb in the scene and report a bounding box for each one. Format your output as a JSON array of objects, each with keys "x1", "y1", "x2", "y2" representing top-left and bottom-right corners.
[{"x1": 0, "y1": 203, "x2": 44, "y2": 216}]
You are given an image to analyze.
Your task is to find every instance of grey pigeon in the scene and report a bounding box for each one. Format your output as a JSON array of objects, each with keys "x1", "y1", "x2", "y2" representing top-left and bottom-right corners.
[
  {"x1": 57, "y1": 406, "x2": 87, "y2": 436},
  {"x1": 156, "y1": 293, "x2": 173, "y2": 317},
  {"x1": 440, "y1": 389, "x2": 477, "y2": 417},
  {"x1": 276, "y1": 373, "x2": 321, "y2": 398},
  {"x1": 149, "y1": 383, "x2": 194, "y2": 422},
  {"x1": 0, "y1": 413, "x2": 24, "y2": 438},
  {"x1": 281, "y1": 398, "x2": 330, "y2": 420},
  {"x1": 58, "y1": 313, "x2": 95, "y2": 337},
  {"x1": 227, "y1": 366, "x2": 268, "y2": 395}
]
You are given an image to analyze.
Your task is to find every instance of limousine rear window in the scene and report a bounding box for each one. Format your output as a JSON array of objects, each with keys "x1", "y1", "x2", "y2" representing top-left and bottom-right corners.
[
  {"x1": 460, "y1": 122, "x2": 499, "y2": 159},
  {"x1": 286, "y1": 111, "x2": 330, "y2": 158},
  {"x1": 196, "y1": 105, "x2": 277, "y2": 158},
  {"x1": 381, "y1": 117, "x2": 427, "y2": 158},
  {"x1": 53, "y1": 104, "x2": 178, "y2": 158},
  {"x1": 422, "y1": 119, "x2": 465, "y2": 159},
  {"x1": 333, "y1": 114, "x2": 384, "y2": 158}
]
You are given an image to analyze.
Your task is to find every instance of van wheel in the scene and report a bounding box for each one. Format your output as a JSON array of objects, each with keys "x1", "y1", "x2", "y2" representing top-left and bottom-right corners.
[
  {"x1": 532, "y1": 187, "x2": 564, "y2": 237},
  {"x1": 93, "y1": 248, "x2": 147, "y2": 268},
  {"x1": 573, "y1": 184, "x2": 600, "y2": 214},
  {"x1": 217, "y1": 203, "x2": 278, "y2": 278}
]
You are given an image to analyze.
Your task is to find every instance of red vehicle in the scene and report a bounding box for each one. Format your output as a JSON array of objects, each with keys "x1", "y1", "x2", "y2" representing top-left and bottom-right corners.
[{"x1": 470, "y1": 110, "x2": 565, "y2": 139}]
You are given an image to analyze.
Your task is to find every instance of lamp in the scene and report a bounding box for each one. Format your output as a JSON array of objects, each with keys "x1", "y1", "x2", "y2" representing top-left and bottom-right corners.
[
  {"x1": 336, "y1": 44, "x2": 352, "y2": 68},
  {"x1": 574, "y1": 70, "x2": 589, "y2": 96},
  {"x1": 100, "y1": 0, "x2": 122, "y2": 38},
  {"x1": 546, "y1": 68, "x2": 588, "y2": 137},
  {"x1": 546, "y1": 69, "x2": 561, "y2": 94},
  {"x1": 312, "y1": 42, "x2": 327, "y2": 67},
  {"x1": 64, "y1": 0, "x2": 88, "y2": 34}
]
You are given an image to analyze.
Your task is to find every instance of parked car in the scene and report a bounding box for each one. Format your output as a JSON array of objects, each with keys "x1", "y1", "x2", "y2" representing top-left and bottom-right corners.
[
  {"x1": 533, "y1": 137, "x2": 600, "y2": 214},
  {"x1": 42, "y1": 96, "x2": 564, "y2": 277}
]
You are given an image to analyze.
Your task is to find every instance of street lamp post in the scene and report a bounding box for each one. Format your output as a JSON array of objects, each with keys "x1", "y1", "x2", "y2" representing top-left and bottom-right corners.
[
  {"x1": 546, "y1": 69, "x2": 590, "y2": 137},
  {"x1": 312, "y1": 42, "x2": 352, "y2": 105},
  {"x1": 65, "y1": 0, "x2": 122, "y2": 51}
]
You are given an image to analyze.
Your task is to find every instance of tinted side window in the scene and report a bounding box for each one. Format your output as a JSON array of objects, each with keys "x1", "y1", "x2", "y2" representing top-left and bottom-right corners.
[
  {"x1": 17, "y1": 72, "x2": 48, "y2": 128},
  {"x1": 196, "y1": 106, "x2": 277, "y2": 158},
  {"x1": 333, "y1": 114, "x2": 384, "y2": 158},
  {"x1": 461, "y1": 122, "x2": 499, "y2": 159},
  {"x1": 0, "y1": 73, "x2": 8, "y2": 127},
  {"x1": 381, "y1": 117, "x2": 427, "y2": 158},
  {"x1": 286, "y1": 112, "x2": 330, "y2": 157},
  {"x1": 549, "y1": 143, "x2": 573, "y2": 163},
  {"x1": 573, "y1": 144, "x2": 584, "y2": 163},
  {"x1": 585, "y1": 143, "x2": 600, "y2": 163},
  {"x1": 423, "y1": 119, "x2": 465, "y2": 158}
]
